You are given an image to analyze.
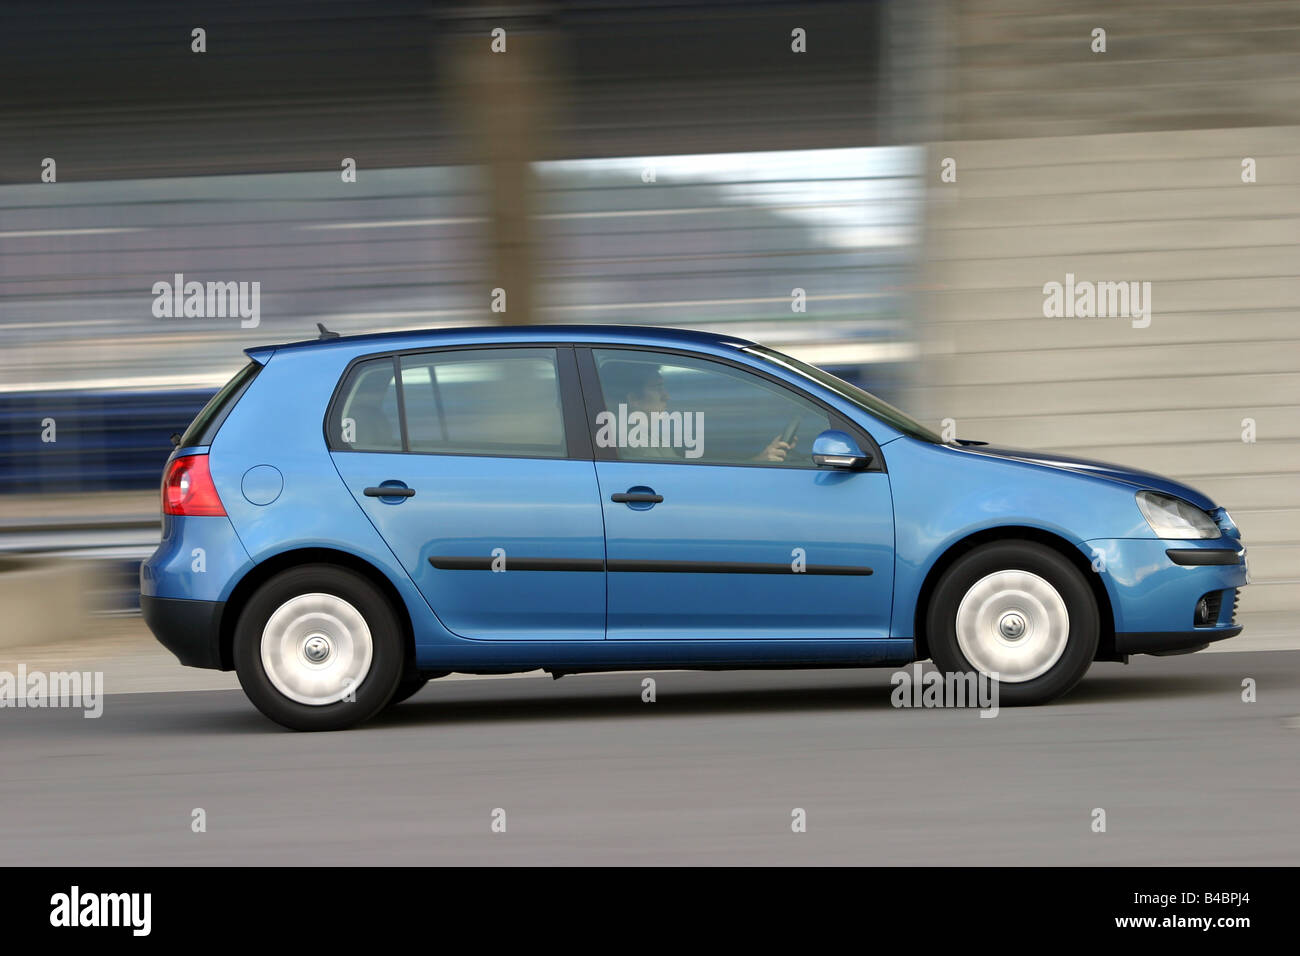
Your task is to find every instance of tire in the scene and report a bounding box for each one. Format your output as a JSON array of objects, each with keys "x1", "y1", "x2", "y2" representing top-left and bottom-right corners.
[
  {"x1": 233, "y1": 564, "x2": 405, "y2": 731},
  {"x1": 926, "y1": 541, "x2": 1099, "y2": 706}
]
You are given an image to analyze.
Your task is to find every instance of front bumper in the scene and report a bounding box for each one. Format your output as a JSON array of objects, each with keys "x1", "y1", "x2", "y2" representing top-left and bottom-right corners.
[
  {"x1": 140, "y1": 594, "x2": 228, "y2": 670},
  {"x1": 1082, "y1": 536, "x2": 1247, "y2": 655}
]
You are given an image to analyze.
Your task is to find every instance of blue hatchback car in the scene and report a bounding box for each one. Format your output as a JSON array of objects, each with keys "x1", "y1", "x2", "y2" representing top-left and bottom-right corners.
[{"x1": 142, "y1": 325, "x2": 1248, "y2": 730}]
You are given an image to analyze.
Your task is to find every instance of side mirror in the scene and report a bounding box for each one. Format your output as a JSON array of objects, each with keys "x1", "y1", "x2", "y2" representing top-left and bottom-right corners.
[{"x1": 811, "y1": 429, "x2": 872, "y2": 470}]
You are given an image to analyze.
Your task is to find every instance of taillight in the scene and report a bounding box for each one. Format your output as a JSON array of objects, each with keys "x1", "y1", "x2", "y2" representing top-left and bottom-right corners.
[{"x1": 163, "y1": 454, "x2": 226, "y2": 516}]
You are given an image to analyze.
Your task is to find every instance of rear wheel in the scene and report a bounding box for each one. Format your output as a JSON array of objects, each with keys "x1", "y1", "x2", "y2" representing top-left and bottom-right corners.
[
  {"x1": 234, "y1": 564, "x2": 405, "y2": 731},
  {"x1": 926, "y1": 541, "x2": 1098, "y2": 705}
]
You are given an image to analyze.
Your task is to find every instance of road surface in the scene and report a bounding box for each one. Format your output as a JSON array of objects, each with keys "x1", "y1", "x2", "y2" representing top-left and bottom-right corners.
[{"x1": 1, "y1": 650, "x2": 1297, "y2": 865}]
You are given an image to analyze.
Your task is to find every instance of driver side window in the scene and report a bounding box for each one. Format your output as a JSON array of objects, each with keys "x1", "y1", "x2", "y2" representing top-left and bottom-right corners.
[{"x1": 591, "y1": 349, "x2": 832, "y2": 468}]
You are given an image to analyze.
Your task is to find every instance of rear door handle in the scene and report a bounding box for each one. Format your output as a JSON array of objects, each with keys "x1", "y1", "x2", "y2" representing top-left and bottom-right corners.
[
  {"x1": 611, "y1": 492, "x2": 663, "y2": 503},
  {"x1": 365, "y1": 485, "x2": 415, "y2": 498}
]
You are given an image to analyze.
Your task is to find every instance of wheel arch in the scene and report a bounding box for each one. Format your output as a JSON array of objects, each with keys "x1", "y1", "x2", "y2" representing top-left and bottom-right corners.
[
  {"x1": 216, "y1": 547, "x2": 416, "y2": 672},
  {"x1": 911, "y1": 526, "x2": 1119, "y2": 663}
]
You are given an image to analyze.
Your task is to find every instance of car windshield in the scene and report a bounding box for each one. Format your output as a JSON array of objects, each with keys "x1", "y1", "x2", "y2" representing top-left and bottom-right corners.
[{"x1": 744, "y1": 345, "x2": 944, "y2": 444}]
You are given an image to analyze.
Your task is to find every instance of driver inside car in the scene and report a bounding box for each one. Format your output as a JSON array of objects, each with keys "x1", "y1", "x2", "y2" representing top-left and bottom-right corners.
[{"x1": 600, "y1": 361, "x2": 798, "y2": 463}]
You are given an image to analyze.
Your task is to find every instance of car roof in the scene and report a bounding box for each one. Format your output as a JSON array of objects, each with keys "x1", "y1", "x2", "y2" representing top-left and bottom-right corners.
[{"x1": 245, "y1": 324, "x2": 757, "y2": 363}]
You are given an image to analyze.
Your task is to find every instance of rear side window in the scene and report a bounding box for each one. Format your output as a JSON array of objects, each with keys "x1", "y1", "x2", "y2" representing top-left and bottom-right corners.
[
  {"x1": 329, "y1": 348, "x2": 568, "y2": 459},
  {"x1": 329, "y1": 358, "x2": 402, "y2": 451},
  {"x1": 180, "y1": 361, "x2": 261, "y2": 447},
  {"x1": 401, "y1": 348, "x2": 566, "y2": 457}
]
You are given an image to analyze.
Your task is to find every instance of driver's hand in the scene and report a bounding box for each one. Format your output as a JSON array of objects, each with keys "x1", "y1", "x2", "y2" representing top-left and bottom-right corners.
[{"x1": 758, "y1": 435, "x2": 796, "y2": 462}]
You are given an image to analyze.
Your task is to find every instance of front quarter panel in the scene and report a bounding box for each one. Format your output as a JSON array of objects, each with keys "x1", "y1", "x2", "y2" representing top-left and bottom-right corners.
[{"x1": 885, "y1": 438, "x2": 1153, "y2": 638}]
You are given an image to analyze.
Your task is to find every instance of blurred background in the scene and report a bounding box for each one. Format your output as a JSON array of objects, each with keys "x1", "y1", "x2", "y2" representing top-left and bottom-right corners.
[{"x1": 0, "y1": 0, "x2": 1296, "y2": 647}]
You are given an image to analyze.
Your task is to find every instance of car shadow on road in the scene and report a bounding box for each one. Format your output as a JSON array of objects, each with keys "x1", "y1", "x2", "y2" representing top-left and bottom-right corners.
[
  {"x1": 378, "y1": 668, "x2": 1298, "y2": 728},
  {"x1": 1076, "y1": 656, "x2": 1300, "y2": 703},
  {"x1": 82, "y1": 656, "x2": 1298, "y2": 736},
  {"x1": 375, "y1": 679, "x2": 902, "y2": 727},
  {"x1": 1065, "y1": 673, "x2": 1235, "y2": 704}
]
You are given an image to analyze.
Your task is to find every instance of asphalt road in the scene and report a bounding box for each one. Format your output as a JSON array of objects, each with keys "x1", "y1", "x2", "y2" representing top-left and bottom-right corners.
[{"x1": 2, "y1": 650, "x2": 1298, "y2": 866}]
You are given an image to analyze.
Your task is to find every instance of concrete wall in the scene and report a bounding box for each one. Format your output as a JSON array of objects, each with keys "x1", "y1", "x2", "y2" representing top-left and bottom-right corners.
[{"x1": 936, "y1": 0, "x2": 1300, "y2": 140}]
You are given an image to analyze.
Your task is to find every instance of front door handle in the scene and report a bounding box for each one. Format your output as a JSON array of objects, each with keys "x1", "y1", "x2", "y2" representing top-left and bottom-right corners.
[
  {"x1": 611, "y1": 491, "x2": 663, "y2": 503},
  {"x1": 365, "y1": 485, "x2": 415, "y2": 498}
]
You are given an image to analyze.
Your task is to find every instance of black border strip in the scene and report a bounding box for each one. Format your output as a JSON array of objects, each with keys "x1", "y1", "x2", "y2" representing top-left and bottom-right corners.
[
  {"x1": 609, "y1": 559, "x2": 872, "y2": 575},
  {"x1": 1166, "y1": 549, "x2": 1242, "y2": 566},
  {"x1": 429, "y1": 556, "x2": 603, "y2": 571},
  {"x1": 391, "y1": 354, "x2": 409, "y2": 452},
  {"x1": 428, "y1": 556, "x2": 871, "y2": 575}
]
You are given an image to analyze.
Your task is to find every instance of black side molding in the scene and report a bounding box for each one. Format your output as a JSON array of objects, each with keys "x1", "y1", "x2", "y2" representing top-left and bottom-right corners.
[
  {"x1": 429, "y1": 556, "x2": 603, "y2": 571},
  {"x1": 608, "y1": 559, "x2": 872, "y2": 575},
  {"x1": 428, "y1": 556, "x2": 872, "y2": 575},
  {"x1": 1166, "y1": 548, "x2": 1242, "y2": 566}
]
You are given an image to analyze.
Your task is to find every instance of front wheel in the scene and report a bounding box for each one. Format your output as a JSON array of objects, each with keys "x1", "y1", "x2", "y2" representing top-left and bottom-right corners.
[
  {"x1": 234, "y1": 564, "x2": 405, "y2": 731},
  {"x1": 926, "y1": 541, "x2": 1099, "y2": 706}
]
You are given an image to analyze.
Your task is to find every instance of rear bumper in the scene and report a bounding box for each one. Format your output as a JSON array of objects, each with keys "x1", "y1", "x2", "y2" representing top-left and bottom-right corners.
[{"x1": 141, "y1": 595, "x2": 227, "y2": 670}]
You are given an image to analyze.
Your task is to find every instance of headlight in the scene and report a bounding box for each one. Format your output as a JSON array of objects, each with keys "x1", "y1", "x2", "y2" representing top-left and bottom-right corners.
[{"x1": 1136, "y1": 491, "x2": 1220, "y2": 539}]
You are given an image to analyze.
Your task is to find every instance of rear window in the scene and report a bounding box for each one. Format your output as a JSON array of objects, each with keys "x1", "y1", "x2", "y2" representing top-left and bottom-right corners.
[{"x1": 180, "y1": 361, "x2": 261, "y2": 447}]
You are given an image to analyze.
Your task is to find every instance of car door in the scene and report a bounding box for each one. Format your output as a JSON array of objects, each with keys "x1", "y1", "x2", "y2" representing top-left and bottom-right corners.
[
  {"x1": 580, "y1": 346, "x2": 894, "y2": 641},
  {"x1": 329, "y1": 345, "x2": 606, "y2": 641}
]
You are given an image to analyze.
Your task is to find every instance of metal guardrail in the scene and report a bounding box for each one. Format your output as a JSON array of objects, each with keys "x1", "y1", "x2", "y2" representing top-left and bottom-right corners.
[
  {"x1": 0, "y1": 389, "x2": 213, "y2": 493},
  {"x1": 0, "y1": 382, "x2": 174, "y2": 614},
  {"x1": 0, "y1": 514, "x2": 158, "y2": 614},
  {"x1": 0, "y1": 514, "x2": 158, "y2": 558}
]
